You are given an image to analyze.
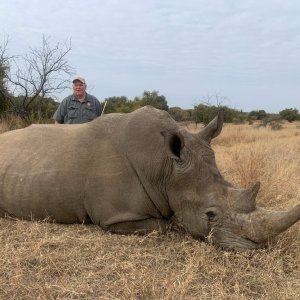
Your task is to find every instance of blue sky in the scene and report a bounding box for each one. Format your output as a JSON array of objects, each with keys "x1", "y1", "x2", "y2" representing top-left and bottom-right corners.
[{"x1": 1, "y1": 0, "x2": 300, "y2": 112}]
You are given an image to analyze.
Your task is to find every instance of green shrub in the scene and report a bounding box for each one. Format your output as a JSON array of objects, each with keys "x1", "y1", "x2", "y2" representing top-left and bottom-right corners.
[
  {"x1": 279, "y1": 108, "x2": 299, "y2": 122},
  {"x1": 270, "y1": 122, "x2": 283, "y2": 131}
]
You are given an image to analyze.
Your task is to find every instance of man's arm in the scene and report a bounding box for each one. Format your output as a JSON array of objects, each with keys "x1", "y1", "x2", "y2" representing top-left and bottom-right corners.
[{"x1": 92, "y1": 96, "x2": 102, "y2": 117}]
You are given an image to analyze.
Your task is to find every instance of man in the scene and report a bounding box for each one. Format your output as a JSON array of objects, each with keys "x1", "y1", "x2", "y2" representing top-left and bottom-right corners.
[{"x1": 53, "y1": 76, "x2": 102, "y2": 124}]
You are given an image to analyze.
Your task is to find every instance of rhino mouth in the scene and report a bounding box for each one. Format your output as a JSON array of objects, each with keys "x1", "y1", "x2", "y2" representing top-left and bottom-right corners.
[
  {"x1": 216, "y1": 236, "x2": 263, "y2": 251},
  {"x1": 241, "y1": 237, "x2": 263, "y2": 249}
]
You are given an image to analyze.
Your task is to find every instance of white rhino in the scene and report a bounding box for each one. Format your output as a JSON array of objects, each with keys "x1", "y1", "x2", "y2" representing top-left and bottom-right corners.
[{"x1": 0, "y1": 106, "x2": 299, "y2": 250}]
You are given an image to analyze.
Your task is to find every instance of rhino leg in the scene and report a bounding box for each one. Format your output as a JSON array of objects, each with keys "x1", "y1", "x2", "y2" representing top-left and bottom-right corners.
[{"x1": 107, "y1": 218, "x2": 170, "y2": 235}]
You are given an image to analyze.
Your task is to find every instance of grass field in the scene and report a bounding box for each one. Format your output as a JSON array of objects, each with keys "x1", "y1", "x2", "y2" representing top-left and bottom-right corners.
[{"x1": 0, "y1": 118, "x2": 299, "y2": 299}]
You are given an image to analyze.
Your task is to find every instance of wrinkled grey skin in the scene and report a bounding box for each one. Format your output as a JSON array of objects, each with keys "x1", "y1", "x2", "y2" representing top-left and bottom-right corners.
[{"x1": 0, "y1": 106, "x2": 299, "y2": 250}]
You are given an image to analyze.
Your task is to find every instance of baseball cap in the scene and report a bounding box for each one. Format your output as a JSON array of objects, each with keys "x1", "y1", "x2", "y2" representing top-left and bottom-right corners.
[{"x1": 72, "y1": 76, "x2": 86, "y2": 84}]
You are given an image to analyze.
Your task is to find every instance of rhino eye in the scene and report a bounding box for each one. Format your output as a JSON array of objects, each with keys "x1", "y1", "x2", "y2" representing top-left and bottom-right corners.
[{"x1": 206, "y1": 211, "x2": 216, "y2": 221}]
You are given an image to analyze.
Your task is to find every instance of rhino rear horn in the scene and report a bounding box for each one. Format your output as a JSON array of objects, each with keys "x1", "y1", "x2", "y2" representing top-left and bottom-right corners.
[
  {"x1": 198, "y1": 109, "x2": 224, "y2": 143},
  {"x1": 161, "y1": 130, "x2": 185, "y2": 159},
  {"x1": 238, "y1": 182, "x2": 260, "y2": 212}
]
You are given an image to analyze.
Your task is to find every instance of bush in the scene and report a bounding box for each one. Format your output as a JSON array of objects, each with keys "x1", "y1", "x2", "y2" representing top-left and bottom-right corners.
[
  {"x1": 248, "y1": 110, "x2": 267, "y2": 120},
  {"x1": 192, "y1": 104, "x2": 246, "y2": 124},
  {"x1": 270, "y1": 121, "x2": 283, "y2": 131},
  {"x1": 169, "y1": 107, "x2": 192, "y2": 122},
  {"x1": 279, "y1": 108, "x2": 299, "y2": 122}
]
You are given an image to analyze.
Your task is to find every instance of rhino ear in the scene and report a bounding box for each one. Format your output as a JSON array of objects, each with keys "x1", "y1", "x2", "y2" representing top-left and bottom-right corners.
[
  {"x1": 198, "y1": 109, "x2": 224, "y2": 143},
  {"x1": 161, "y1": 130, "x2": 185, "y2": 159}
]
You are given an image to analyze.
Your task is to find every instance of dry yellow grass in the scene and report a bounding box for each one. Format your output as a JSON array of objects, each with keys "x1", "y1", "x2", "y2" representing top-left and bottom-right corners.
[
  {"x1": 0, "y1": 116, "x2": 30, "y2": 135},
  {"x1": 0, "y1": 119, "x2": 299, "y2": 299}
]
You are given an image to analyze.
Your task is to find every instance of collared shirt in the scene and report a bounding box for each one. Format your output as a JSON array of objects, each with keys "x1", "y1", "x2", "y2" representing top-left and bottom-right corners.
[{"x1": 53, "y1": 93, "x2": 102, "y2": 124}]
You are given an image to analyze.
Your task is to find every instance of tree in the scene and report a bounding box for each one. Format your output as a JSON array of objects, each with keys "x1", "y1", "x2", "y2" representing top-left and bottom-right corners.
[
  {"x1": 192, "y1": 104, "x2": 219, "y2": 124},
  {"x1": 192, "y1": 102, "x2": 246, "y2": 124},
  {"x1": 248, "y1": 110, "x2": 267, "y2": 120},
  {"x1": 200, "y1": 92, "x2": 228, "y2": 107},
  {"x1": 192, "y1": 93, "x2": 245, "y2": 124},
  {"x1": 103, "y1": 96, "x2": 131, "y2": 113},
  {"x1": 0, "y1": 35, "x2": 73, "y2": 120},
  {"x1": 101, "y1": 91, "x2": 169, "y2": 114},
  {"x1": 0, "y1": 37, "x2": 11, "y2": 115},
  {"x1": 133, "y1": 90, "x2": 168, "y2": 111},
  {"x1": 279, "y1": 108, "x2": 299, "y2": 122},
  {"x1": 11, "y1": 96, "x2": 59, "y2": 120},
  {"x1": 169, "y1": 107, "x2": 191, "y2": 122}
]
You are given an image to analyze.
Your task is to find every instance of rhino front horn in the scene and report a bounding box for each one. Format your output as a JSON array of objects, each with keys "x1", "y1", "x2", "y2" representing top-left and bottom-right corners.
[{"x1": 246, "y1": 203, "x2": 300, "y2": 243}]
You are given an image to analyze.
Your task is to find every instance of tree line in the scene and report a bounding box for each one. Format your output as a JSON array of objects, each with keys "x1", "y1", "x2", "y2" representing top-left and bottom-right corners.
[{"x1": 1, "y1": 35, "x2": 299, "y2": 124}]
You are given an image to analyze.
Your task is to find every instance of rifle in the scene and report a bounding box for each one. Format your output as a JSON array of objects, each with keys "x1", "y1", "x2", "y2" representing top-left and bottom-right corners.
[{"x1": 101, "y1": 101, "x2": 107, "y2": 116}]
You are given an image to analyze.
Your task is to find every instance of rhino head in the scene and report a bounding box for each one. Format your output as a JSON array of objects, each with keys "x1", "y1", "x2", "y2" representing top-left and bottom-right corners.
[{"x1": 161, "y1": 111, "x2": 300, "y2": 250}]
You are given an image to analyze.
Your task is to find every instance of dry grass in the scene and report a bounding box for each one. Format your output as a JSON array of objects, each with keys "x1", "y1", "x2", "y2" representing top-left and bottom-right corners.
[
  {"x1": 0, "y1": 115, "x2": 26, "y2": 134},
  {"x1": 213, "y1": 122, "x2": 300, "y2": 208},
  {"x1": 0, "y1": 115, "x2": 54, "y2": 134},
  {"x1": 0, "y1": 119, "x2": 300, "y2": 299}
]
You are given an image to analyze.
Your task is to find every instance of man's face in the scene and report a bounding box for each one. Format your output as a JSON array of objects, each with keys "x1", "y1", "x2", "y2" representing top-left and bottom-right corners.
[{"x1": 73, "y1": 81, "x2": 86, "y2": 99}]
